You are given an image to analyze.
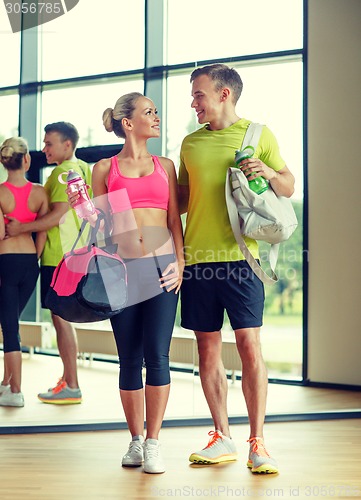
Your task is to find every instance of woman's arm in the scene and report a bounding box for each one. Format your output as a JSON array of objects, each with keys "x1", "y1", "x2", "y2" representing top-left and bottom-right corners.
[
  {"x1": 34, "y1": 185, "x2": 50, "y2": 258},
  {"x1": 159, "y1": 157, "x2": 184, "y2": 294},
  {"x1": 0, "y1": 205, "x2": 5, "y2": 240},
  {"x1": 67, "y1": 158, "x2": 111, "y2": 231}
]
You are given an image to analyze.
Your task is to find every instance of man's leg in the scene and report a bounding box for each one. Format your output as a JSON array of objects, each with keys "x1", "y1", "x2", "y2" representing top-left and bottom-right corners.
[
  {"x1": 234, "y1": 327, "x2": 267, "y2": 438},
  {"x1": 188, "y1": 330, "x2": 238, "y2": 464},
  {"x1": 235, "y1": 327, "x2": 278, "y2": 473},
  {"x1": 51, "y1": 313, "x2": 79, "y2": 389},
  {"x1": 37, "y1": 313, "x2": 82, "y2": 404},
  {"x1": 195, "y1": 330, "x2": 230, "y2": 436}
]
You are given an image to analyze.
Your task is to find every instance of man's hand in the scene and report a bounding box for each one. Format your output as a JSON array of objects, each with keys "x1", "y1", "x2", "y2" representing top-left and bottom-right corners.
[
  {"x1": 5, "y1": 216, "x2": 22, "y2": 237},
  {"x1": 239, "y1": 158, "x2": 277, "y2": 182}
]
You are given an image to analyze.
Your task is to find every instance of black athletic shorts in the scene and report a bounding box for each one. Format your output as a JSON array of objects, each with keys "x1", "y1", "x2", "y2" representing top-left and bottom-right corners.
[
  {"x1": 40, "y1": 266, "x2": 56, "y2": 309},
  {"x1": 180, "y1": 260, "x2": 265, "y2": 332}
]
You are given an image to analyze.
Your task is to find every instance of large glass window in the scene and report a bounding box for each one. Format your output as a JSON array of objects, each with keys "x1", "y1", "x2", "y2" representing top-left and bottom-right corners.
[
  {"x1": 0, "y1": 14, "x2": 20, "y2": 86},
  {"x1": 40, "y1": 0, "x2": 145, "y2": 81},
  {"x1": 166, "y1": 0, "x2": 303, "y2": 65},
  {"x1": 40, "y1": 79, "x2": 144, "y2": 148},
  {"x1": 1, "y1": 0, "x2": 306, "y2": 420},
  {"x1": 0, "y1": 94, "x2": 19, "y2": 139}
]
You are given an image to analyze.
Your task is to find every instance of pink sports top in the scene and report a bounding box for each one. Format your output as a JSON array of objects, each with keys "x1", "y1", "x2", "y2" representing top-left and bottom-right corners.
[
  {"x1": 2, "y1": 181, "x2": 38, "y2": 224},
  {"x1": 107, "y1": 155, "x2": 169, "y2": 213}
]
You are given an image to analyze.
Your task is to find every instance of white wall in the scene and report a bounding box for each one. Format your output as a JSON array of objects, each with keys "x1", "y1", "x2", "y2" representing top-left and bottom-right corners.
[{"x1": 307, "y1": 0, "x2": 361, "y2": 385}]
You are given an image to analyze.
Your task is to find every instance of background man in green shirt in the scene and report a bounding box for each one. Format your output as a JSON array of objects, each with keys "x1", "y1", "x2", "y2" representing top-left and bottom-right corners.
[{"x1": 7, "y1": 122, "x2": 92, "y2": 404}]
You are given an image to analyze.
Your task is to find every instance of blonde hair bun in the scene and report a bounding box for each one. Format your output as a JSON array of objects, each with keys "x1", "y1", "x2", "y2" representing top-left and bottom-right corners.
[
  {"x1": 102, "y1": 108, "x2": 114, "y2": 133},
  {"x1": 0, "y1": 145, "x2": 15, "y2": 159},
  {"x1": 0, "y1": 137, "x2": 28, "y2": 170}
]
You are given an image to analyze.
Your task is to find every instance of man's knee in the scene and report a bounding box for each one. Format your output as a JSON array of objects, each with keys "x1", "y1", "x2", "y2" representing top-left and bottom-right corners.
[
  {"x1": 195, "y1": 332, "x2": 223, "y2": 368},
  {"x1": 235, "y1": 328, "x2": 263, "y2": 365}
]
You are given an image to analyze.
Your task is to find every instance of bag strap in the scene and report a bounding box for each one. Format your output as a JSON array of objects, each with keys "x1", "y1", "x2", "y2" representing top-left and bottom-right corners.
[
  {"x1": 225, "y1": 122, "x2": 279, "y2": 285},
  {"x1": 225, "y1": 171, "x2": 279, "y2": 285},
  {"x1": 69, "y1": 209, "x2": 112, "y2": 254},
  {"x1": 241, "y1": 122, "x2": 264, "y2": 151}
]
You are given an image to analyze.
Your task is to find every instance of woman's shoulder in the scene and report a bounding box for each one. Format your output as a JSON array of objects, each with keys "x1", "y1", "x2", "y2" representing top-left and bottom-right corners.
[
  {"x1": 155, "y1": 155, "x2": 175, "y2": 173},
  {"x1": 30, "y1": 182, "x2": 47, "y2": 194},
  {"x1": 93, "y1": 157, "x2": 112, "y2": 171}
]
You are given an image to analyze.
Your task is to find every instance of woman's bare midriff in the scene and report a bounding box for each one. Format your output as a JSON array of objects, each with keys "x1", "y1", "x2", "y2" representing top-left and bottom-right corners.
[{"x1": 111, "y1": 207, "x2": 174, "y2": 259}]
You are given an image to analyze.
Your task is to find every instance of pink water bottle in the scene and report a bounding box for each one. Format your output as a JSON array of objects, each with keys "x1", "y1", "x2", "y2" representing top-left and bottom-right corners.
[{"x1": 58, "y1": 169, "x2": 95, "y2": 219}]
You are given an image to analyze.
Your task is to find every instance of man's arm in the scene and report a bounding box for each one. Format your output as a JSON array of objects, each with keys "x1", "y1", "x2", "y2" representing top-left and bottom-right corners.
[
  {"x1": 6, "y1": 202, "x2": 70, "y2": 236},
  {"x1": 267, "y1": 165, "x2": 295, "y2": 198},
  {"x1": 240, "y1": 160, "x2": 295, "y2": 198},
  {"x1": 178, "y1": 185, "x2": 190, "y2": 215}
]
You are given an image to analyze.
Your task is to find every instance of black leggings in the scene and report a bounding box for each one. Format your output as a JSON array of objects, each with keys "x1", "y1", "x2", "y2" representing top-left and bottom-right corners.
[
  {"x1": 111, "y1": 254, "x2": 179, "y2": 390},
  {"x1": 0, "y1": 254, "x2": 39, "y2": 352}
]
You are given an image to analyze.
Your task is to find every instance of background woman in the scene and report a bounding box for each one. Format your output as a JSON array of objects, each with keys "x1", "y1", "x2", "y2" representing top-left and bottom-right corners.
[
  {"x1": 0, "y1": 137, "x2": 48, "y2": 407},
  {"x1": 69, "y1": 92, "x2": 184, "y2": 473}
]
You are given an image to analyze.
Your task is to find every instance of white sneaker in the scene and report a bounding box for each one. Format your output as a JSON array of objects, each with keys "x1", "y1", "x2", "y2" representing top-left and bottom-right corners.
[
  {"x1": 143, "y1": 438, "x2": 165, "y2": 474},
  {"x1": 122, "y1": 435, "x2": 144, "y2": 467},
  {"x1": 0, "y1": 388, "x2": 24, "y2": 407},
  {"x1": 0, "y1": 384, "x2": 10, "y2": 395}
]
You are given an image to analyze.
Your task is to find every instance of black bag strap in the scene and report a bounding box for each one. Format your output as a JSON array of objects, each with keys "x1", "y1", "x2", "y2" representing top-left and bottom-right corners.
[{"x1": 70, "y1": 209, "x2": 114, "y2": 254}]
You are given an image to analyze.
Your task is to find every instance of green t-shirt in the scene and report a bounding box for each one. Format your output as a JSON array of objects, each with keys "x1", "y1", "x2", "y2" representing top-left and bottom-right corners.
[
  {"x1": 41, "y1": 159, "x2": 93, "y2": 267},
  {"x1": 178, "y1": 119, "x2": 285, "y2": 266}
]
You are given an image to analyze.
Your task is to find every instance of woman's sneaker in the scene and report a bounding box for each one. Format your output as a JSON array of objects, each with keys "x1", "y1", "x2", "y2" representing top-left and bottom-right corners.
[
  {"x1": 0, "y1": 388, "x2": 24, "y2": 407},
  {"x1": 121, "y1": 436, "x2": 144, "y2": 467},
  {"x1": 189, "y1": 430, "x2": 238, "y2": 464},
  {"x1": 143, "y1": 438, "x2": 165, "y2": 474},
  {"x1": 0, "y1": 383, "x2": 10, "y2": 395}
]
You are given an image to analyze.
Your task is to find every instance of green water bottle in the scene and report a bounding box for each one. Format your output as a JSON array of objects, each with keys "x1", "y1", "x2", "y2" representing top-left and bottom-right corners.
[{"x1": 234, "y1": 145, "x2": 269, "y2": 195}]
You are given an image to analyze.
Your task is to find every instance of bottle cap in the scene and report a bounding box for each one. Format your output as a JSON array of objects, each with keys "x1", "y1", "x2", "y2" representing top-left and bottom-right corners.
[
  {"x1": 66, "y1": 169, "x2": 82, "y2": 182},
  {"x1": 235, "y1": 145, "x2": 254, "y2": 163}
]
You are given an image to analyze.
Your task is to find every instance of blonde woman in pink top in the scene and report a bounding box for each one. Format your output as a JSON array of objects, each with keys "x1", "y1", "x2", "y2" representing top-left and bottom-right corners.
[
  {"x1": 68, "y1": 92, "x2": 184, "y2": 474},
  {"x1": 0, "y1": 137, "x2": 48, "y2": 407}
]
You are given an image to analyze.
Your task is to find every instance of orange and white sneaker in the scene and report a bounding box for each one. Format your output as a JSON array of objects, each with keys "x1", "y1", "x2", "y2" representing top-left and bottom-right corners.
[
  {"x1": 38, "y1": 380, "x2": 82, "y2": 405},
  {"x1": 247, "y1": 437, "x2": 278, "y2": 474},
  {"x1": 189, "y1": 430, "x2": 237, "y2": 464}
]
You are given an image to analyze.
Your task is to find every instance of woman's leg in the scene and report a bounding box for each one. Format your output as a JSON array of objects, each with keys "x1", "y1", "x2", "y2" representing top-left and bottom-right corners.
[
  {"x1": 3, "y1": 352, "x2": 22, "y2": 393},
  {"x1": 111, "y1": 304, "x2": 145, "y2": 437},
  {"x1": 0, "y1": 255, "x2": 39, "y2": 393},
  {"x1": 1, "y1": 356, "x2": 11, "y2": 386},
  {"x1": 142, "y1": 289, "x2": 178, "y2": 439}
]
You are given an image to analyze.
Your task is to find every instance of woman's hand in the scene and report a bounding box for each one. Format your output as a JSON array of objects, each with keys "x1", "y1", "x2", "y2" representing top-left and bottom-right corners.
[
  {"x1": 66, "y1": 186, "x2": 99, "y2": 226},
  {"x1": 66, "y1": 186, "x2": 80, "y2": 209},
  {"x1": 159, "y1": 260, "x2": 184, "y2": 294}
]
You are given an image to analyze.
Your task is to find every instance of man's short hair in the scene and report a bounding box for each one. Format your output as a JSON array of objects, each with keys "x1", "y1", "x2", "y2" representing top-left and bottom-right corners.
[
  {"x1": 44, "y1": 121, "x2": 80, "y2": 150},
  {"x1": 190, "y1": 63, "x2": 243, "y2": 104}
]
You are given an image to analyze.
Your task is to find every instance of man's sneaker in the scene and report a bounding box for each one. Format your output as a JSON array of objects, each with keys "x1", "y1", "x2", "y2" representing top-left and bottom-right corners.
[
  {"x1": 189, "y1": 430, "x2": 238, "y2": 464},
  {"x1": 122, "y1": 435, "x2": 144, "y2": 467},
  {"x1": 0, "y1": 383, "x2": 10, "y2": 395},
  {"x1": 143, "y1": 438, "x2": 165, "y2": 474},
  {"x1": 247, "y1": 437, "x2": 278, "y2": 474},
  {"x1": 38, "y1": 381, "x2": 82, "y2": 405},
  {"x1": 48, "y1": 378, "x2": 64, "y2": 392},
  {"x1": 0, "y1": 388, "x2": 24, "y2": 407}
]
